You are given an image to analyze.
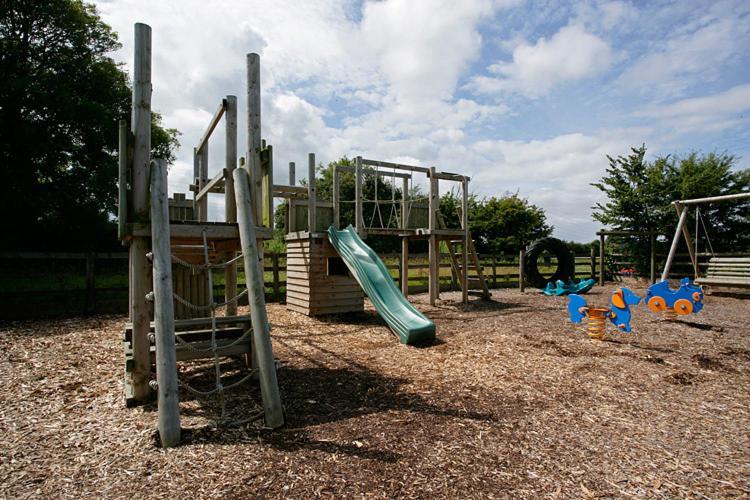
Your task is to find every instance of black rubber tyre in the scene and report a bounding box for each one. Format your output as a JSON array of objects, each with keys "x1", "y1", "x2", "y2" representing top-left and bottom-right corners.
[{"x1": 523, "y1": 237, "x2": 575, "y2": 289}]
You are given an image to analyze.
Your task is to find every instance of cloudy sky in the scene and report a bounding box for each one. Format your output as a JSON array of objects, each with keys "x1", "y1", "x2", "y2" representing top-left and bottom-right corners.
[{"x1": 95, "y1": 0, "x2": 750, "y2": 242}]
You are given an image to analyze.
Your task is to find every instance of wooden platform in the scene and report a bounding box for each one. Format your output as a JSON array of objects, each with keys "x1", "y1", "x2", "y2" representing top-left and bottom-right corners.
[{"x1": 286, "y1": 236, "x2": 364, "y2": 316}]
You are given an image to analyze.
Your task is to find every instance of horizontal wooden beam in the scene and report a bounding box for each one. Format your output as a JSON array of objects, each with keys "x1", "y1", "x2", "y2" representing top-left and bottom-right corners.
[
  {"x1": 273, "y1": 185, "x2": 308, "y2": 198},
  {"x1": 360, "y1": 158, "x2": 431, "y2": 174},
  {"x1": 673, "y1": 192, "x2": 750, "y2": 206},
  {"x1": 195, "y1": 168, "x2": 227, "y2": 201},
  {"x1": 195, "y1": 99, "x2": 227, "y2": 154},
  {"x1": 125, "y1": 222, "x2": 273, "y2": 240},
  {"x1": 335, "y1": 164, "x2": 412, "y2": 179}
]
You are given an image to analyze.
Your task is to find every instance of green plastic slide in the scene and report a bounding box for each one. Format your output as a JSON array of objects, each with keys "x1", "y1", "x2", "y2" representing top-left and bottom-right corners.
[{"x1": 327, "y1": 225, "x2": 436, "y2": 344}]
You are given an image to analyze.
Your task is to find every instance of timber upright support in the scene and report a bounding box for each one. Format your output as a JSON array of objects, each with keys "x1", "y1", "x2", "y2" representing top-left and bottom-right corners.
[
  {"x1": 150, "y1": 159, "x2": 181, "y2": 447},
  {"x1": 428, "y1": 167, "x2": 439, "y2": 305},
  {"x1": 234, "y1": 168, "x2": 284, "y2": 428},
  {"x1": 129, "y1": 22, "x2": 153, "y2": 403}
]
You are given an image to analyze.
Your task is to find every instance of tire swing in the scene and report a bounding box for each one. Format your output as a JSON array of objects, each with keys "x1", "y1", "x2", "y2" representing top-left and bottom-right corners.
[{"x1": 523, "y1": 237, "x2": 575, "y2": 289}]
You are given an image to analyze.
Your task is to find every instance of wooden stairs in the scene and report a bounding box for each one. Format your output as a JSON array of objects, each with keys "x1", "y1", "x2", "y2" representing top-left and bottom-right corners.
[{"x1": 437, "y1": 212, "x2": 491, "y2": 299}]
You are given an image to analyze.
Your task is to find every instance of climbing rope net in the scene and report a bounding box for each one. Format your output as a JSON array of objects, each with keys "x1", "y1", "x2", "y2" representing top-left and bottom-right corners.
[
  {"x1": 160, "y1": 229, "x2": 263, "y2": 426},
  {"x1": 336, "y1": 164, "x2": 429, "y2": 230}
]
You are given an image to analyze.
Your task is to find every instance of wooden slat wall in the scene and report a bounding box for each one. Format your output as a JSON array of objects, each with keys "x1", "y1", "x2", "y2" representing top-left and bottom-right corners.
[{"x1": 285, "y1": 237, "x2": 364, "y2": 316}]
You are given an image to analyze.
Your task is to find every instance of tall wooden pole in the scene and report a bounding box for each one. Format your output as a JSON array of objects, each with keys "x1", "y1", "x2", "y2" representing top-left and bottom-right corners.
[
  {"x1": 519, "y1": 249, "x2": 525, "y2": 292},
  {"x1": 308, "y1": 153, "x2": 317, "y2": 233},
  {"x1": 224, "y1": 95, "x2": 238, "y2": 315},
  {"x1": 332, "y1": 166, "x2": 340, "y2": 229},
  {"x1": 288, "y1": 162, "x2": 296, "y2": 232},
  {"x1": 428, "y1": 167, "x2": 439, "y2": 305},
  {"x1": 599, "y1": 233, "x2": 605, "y2": 286},
  {"x1": 129, "y1": 22, "x2": 152, "y2": 403},
  {"x1": 246, "y1": 53, "x2": 262, "y2": 223},
  {"x1": 401, "y1": 176, "x2": 409, "y2": 297},
  {"x1": 461, "y1": 177, "x2": 469, "y2": 304},
  {"x1": 198, "y1": 144, "x2": 209, "y2": 221},
  {"x1": 117, "y1": 120, "x2": 129, "y2": 240},
  {"x1": 150, "y1": 159, "x2": 181, "y2": 447},
  {"x1": 355, "y1": 156, "x2": 363, "y2": 235},
  {"x1": 233, "y1": 168, "x2": 284, "y2": 428}
]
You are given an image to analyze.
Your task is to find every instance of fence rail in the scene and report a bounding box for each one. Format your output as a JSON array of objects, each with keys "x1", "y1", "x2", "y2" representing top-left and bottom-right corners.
[{"x1": 1, "y1": 250, "x2": 742, "y2": 319}]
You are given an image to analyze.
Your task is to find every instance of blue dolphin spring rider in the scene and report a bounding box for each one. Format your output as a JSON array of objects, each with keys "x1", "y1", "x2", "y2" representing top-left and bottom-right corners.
[{"x1": 567, "y1": 288, "x2": 642, "y2": 339}]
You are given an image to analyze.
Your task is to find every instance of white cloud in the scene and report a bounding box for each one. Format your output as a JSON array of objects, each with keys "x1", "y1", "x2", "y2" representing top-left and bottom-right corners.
[
  {"x1": 634, "y1": 83, "x2": 750, "y2": 134},
  {"x1": 617, "y1": 11, "x2": 750, "y2": 97},
  {"x1": 361, "y1": 0, "x2": 494, "y2": 102},
  {"x1": 467, "y1": 24, "x2": 615, "y2": 97},
  {"x1": 466, "y1": 127, "x2": 650, "y2": 238}
]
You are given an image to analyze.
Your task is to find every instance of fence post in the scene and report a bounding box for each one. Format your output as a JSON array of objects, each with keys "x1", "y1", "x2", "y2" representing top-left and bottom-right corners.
[
  {"x1": 272, "y1": 253, "x2": 280, "y2": 302},
  {"x1": 590, "y1": 246, "x2": 596, "y2": 281},
  {"x1": 650, "y1": 233, "x2": 656, "y2": 284},
  {"x1": 519, "y1": 249, "x2": 525, "y2": 292},
  {"x1": 599, "y1": 233, "x2": 605, "y2": 286},
  {"x1": 491, "y1": 255, "x2": 497, "y2": 288},
  {"x1": 85, "y1": 253, "x2": 95, "y2": 315}
]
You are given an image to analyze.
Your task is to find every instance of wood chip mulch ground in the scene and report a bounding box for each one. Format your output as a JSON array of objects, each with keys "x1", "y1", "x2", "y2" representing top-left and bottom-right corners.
[{"x1": 1, "y1": 283, "x2": 749, "y2": 498}]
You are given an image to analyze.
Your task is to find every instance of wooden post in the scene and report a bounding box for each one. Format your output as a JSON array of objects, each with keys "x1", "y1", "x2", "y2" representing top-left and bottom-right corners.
[
  {"x1": 649, "y1": 232, "x2": 656, "y2": 284},
  {"x1": 401, "y1": 176, "x2": 409, "y2": 229},
  {"x1": 129, "y1": 23, "x2": 152, "y2": 403},
  {"x1": 150, "y1": 159, "x2": 181, "y2": 448},
  {"x1": 198, "y1": 143, "x2": 208, "y2": 221},
  {"x1": 428, "y1": 167, "x2": 439, "y2": 305},
  {"x1": 192, "y1": 148, "x2": 199, "y2": 216},
  {"x1": 332, "y1": 166, "x2": 340, "y2": 229},
  {"x1": 308, "y1": 153, "x2": 316, "y2": 233},
  {"x1": 590, "y1": 246, "x2": 596, "y2": 281},
  {"x1": 287, "y1": 162, "x2": 296, "y2": 232},
  {"x1": 599, "y1": 233, "x2": 605, "y2": 286},
  {"x1": 491, "y1": 255, "x2": 497, "y2": 288},
  {"x1": 355, "y1": 156, "x2": 363, "y2": 234},
  {"x1": 519, "y1": 249, "x2": 525, "y2": 292},
  {"x1": 117, "y1": 120, "x2": 129, "y2": 240},
  {"x1": 85, "y1": 253, "x2": 95, "y2": 315},
  {"x1": 461, "y1": 177, "x2": 469, "y2": 304},
  {"x1": 233, "y1": 168, "x2": 284, "y2": 428},
  {"x1": 246, "y1": 53, "x2": 263, "y2": 223},
  {"x1": 262, "y1": 145, "x2": 274, "y2": 228},
  {"x1": 661, "y1": 204, "x2": 689, "y2": 281},
  {"x1": 271, "y1": 253, "x2": 280, "y2": 302},
  {"x1": 224, "y1": 95, "x2": 238, "y2": 315}
]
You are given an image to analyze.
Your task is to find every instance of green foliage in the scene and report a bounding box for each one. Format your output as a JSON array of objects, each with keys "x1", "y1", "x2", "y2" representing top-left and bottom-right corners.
[
  {"x1": 471, "y1": 194, "x2": 553, "y2": 254},
  {"x1": 440, "y1": 191, "x2": 553, "y2": 255},
  {"x1": 592, "y1": 146, "x2": 750, "y2": 272},
  {"x1": 0, "y1": 0, "x2": 179, "y2": 251}
]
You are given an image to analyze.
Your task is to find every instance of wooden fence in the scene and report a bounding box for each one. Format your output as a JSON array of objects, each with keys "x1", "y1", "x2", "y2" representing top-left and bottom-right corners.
[{"x1": 0, "y1": 250, "x2": 738, "y2": 319}]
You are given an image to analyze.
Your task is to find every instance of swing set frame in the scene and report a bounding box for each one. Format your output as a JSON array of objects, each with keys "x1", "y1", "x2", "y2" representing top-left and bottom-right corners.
[{"x1": 660, "y1": 192, "x2": 750, "y2": 281}]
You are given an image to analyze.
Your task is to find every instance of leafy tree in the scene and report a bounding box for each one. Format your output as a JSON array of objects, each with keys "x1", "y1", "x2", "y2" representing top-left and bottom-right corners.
[
  {"x1": 470, "y1": 194, "x2": 552, "y2": 255},
  {"x1": 1, "y1": 0, "x2": 179, "y2": 251},
  {"x1": 439, "y1": 190, "x2": 552, "y2": 254},
  {"x1": 592, "y1": 146, "x2": 750, "y2": 273}
]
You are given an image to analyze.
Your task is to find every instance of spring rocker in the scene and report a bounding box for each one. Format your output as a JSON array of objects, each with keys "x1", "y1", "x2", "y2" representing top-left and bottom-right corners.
[
  {"x1": 645, "y1": 277, "x2": 704, "y2": 320},
  {"x1": 567, "y1": 288, "x2": 642, "y2": 340},
  {"x1": 542, "y1": 278, "x2": 596, "y2": 296}
]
